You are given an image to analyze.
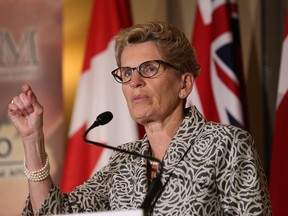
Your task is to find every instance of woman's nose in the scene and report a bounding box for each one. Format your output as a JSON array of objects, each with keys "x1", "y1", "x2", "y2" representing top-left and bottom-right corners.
[{"x1": 129, "y1": 69, "x2": 144, "y2": 88}]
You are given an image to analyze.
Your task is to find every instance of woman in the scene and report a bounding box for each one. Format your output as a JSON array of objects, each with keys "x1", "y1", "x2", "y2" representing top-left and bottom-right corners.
[{"x1": 8, "y1": 21, "x2": 271, "y2": 215}]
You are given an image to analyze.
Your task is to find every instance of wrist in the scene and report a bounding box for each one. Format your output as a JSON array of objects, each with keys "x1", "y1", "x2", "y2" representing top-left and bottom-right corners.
[
  {"x1": 22, "y1": 131, "x2": 47, "y2": 170},
  {"x1": 23, "y1": 153, "x2": 50, "y2": 182}
]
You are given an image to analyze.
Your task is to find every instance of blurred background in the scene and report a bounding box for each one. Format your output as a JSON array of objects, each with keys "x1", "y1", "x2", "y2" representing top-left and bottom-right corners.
[
  {"x1": 64, "y1": 0, "x2": 287, "y2": 173},
  {"x1": 0, "y1": 0, "x2": 287, "y2": 215}
]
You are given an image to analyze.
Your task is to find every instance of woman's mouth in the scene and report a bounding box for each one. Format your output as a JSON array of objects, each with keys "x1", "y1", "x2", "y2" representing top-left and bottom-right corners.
[{"x1": 132, "y1": 95, "x2": 148, "y2": 103}]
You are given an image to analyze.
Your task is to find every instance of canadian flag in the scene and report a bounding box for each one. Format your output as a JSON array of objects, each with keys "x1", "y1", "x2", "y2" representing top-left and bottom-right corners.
[
  {"x1": 188, "y1": 0, "x2": 247, "y2": 129},
  {"x1": 60, "y1": 0, "x2": 138, "y2": 192},
  {"x1": 269, "y1": 7, "x2": 288, "y2": 216}
]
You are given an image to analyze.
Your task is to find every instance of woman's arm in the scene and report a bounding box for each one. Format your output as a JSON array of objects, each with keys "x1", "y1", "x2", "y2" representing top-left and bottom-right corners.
[
  {"x1": 7, "y1": 84, "x2": 52, "y2": 214},
  {"x1": 216, "y1": 127, "x2": 272, "y2": 215}
]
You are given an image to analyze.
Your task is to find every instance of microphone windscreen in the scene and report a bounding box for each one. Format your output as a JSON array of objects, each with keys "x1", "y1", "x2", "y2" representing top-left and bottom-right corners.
[{"x1": 96, "y1": 111, "x2": 113, "y2": 125}]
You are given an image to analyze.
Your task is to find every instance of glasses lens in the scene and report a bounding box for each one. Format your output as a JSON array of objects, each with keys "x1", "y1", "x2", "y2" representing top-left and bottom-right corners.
[
  {"x1": 112, "y1": 60, "x2": 163, "y2": 84},
  {"x1": 120, "y1": 67, "x2": 133, "y2": 83},
  {"x1": 139, "y1": 60, "x2": 160, "y2": 78}
]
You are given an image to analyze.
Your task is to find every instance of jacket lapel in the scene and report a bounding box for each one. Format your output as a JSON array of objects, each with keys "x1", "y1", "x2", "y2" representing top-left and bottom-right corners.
[{"x1": 161, "y1": 107, "x2": 207, "y2": 185}]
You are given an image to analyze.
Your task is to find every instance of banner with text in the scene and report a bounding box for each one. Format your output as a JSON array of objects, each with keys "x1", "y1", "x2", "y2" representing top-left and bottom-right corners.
[{"x1": 0, "y1": 1, "x2": 64, "y2": 215}]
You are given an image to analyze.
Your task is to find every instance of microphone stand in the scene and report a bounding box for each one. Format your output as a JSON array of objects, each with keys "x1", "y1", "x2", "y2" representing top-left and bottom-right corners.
[{"x1": 83, "y1": 112, "x2": 164, "y2": 215}]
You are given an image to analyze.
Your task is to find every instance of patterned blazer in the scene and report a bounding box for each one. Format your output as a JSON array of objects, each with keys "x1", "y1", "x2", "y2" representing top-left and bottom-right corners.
[{"x1": 23, "y1": 106, "x2": 272, "y2": 216}]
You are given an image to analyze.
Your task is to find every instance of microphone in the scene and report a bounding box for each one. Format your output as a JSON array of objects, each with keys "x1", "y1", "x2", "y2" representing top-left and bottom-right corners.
[
  {"x1": 83, "y1": 111, "x2": 164, "y2": 214},
  {"x1": 84, "y1": 111, "x2": 113, "y2": 136}
]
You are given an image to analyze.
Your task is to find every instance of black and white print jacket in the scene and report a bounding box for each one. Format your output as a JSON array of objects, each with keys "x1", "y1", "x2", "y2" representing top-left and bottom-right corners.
[{"x1": 23, "y1": 106, "x2": 272, "y2": 215}]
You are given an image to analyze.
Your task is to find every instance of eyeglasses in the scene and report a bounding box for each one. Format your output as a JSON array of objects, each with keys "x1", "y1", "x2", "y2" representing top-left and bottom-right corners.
[{"x1": 111, "y1": 60, "x2": 178, "y2": 84}]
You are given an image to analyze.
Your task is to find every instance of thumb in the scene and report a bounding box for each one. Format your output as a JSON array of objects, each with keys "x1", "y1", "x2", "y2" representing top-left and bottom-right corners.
[
  {"x1": 24, "y1": 84, "x2": 42, "y2": 112},
  {"x1": 28, "y1": 89, "x2": 41, "y2": 109}
]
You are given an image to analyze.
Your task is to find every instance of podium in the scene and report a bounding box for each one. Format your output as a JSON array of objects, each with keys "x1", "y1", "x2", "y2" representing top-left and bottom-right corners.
[{"x1": 59, "y1": 209, "x2": 143, "y2": 216}]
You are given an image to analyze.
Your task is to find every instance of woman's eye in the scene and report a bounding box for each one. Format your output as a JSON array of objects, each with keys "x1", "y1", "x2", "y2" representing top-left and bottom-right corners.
[
  {"x1": 143, "y1": 65, "x2": 157, "y2": 73},
  {"x1": 122, "y1": 68, "x2": 132, "y2": 77}
]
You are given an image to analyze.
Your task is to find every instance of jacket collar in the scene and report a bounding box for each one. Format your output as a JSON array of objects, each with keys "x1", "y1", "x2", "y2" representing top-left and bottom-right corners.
[{"x1": 139, "y1": 106, "x2": 207, "y2": 184}]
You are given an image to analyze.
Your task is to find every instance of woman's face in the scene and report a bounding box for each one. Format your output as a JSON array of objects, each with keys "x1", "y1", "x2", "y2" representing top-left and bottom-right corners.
[{"x1": 121, "y1": 41, "x2": 189, "y2": 125}]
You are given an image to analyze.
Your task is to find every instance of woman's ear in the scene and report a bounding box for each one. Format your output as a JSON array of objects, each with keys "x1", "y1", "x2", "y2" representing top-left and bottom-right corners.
[{"x1": 179, "y1": 73, "x2": 194, "y2": 98}]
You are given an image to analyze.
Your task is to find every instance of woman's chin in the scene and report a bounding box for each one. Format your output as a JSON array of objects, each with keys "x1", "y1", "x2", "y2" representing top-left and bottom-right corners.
[{"x1": 130, "y1": 109, "x2": 151, "y2": 124}]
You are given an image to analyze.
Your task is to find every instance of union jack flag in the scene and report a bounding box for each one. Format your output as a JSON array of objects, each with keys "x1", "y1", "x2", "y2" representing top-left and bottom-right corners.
[{"x1": 188, "y1": 0, "x2": 247, "y2": 128}]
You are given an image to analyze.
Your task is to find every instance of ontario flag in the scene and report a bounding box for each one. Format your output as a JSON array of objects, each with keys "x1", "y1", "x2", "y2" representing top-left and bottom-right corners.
[
  {"x1": 269, "y1": 7, "x2": 288, "y2": 215},
  {"x1": 61, "y1": 0, "x2": 138, "y2": 192},
  {"x1": 187, "y1": 0, "x2": 247, "y2": 128}
]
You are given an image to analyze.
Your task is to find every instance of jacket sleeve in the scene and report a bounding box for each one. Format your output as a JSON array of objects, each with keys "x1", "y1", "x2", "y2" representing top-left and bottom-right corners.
[
  {"x1": 215, "y1": 126, "x2": 272, "y2": 215},
  {"x1": 22, "y1": 165, "x2": 111, "y2": 215}
]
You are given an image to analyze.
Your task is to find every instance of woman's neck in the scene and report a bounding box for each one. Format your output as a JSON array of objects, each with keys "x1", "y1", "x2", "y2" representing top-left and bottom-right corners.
[{"x1": 145, "y1": 115, "x2": 184, "y2": 161}]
